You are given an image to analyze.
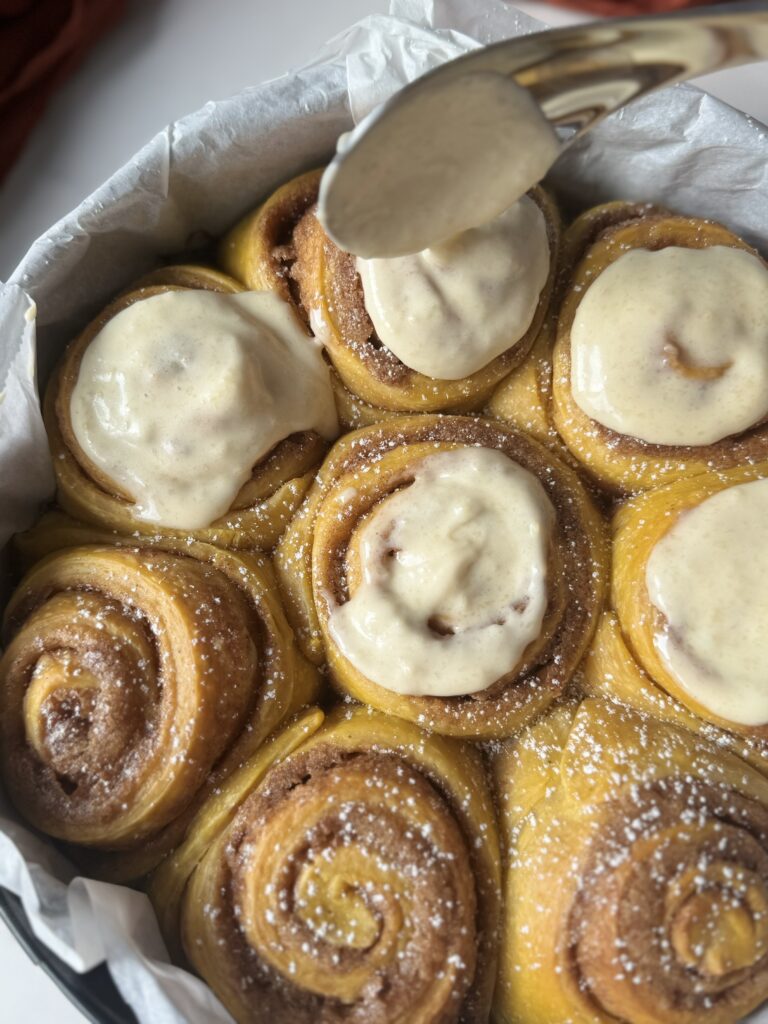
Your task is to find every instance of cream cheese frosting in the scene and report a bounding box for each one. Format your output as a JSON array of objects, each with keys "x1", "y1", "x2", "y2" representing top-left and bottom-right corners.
[
  {"x1": 570, "y1": 246, "x2": 768, "y2": 446},
  {"x1": 356, "y1": 196, "x2": 550, "y2": 380},
  {"x1": 70, "y1": 290, "x2": 338, "y2": 530},
  {"x1": 327, "y1": 446, "x2": 554, "y2": 697},
  {"x1": 646, "y1": 477, "x2": 768, "y2": 726}
]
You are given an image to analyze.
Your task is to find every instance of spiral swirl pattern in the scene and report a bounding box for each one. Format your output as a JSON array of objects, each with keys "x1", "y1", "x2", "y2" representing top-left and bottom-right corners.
[
  {"x1": 494, "y1": 698, "x2": 768, "y2": 1024},
  {"x1": 574, "y1": 780, "x2": 768, "y2": 1023},
  {"x1": 0, "y1": 542, "x2": 317, "y2": 878},
  {"x1": 178, "y1": 707, "x2": 501, "y2": 1024}
]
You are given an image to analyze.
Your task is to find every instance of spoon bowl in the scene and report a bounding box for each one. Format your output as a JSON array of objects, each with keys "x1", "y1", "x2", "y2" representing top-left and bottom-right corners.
[{"x1": 320, "y1": 1, "x2": 768, "y2": 257}]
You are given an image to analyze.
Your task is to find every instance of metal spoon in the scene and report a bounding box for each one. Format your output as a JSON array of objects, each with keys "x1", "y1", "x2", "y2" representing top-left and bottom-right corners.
[{"x1": 319, "y1": 1, "x2": 768, "y2": 258}]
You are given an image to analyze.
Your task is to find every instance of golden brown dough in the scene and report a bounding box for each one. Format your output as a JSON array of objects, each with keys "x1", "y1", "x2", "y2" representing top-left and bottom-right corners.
[
  {"x1": 0, "y1": 541, "x2": 318, "y2": 881},
  {"x1": 152, "y1": 705, "x2": 501, "y2": 1024},
  {"x1": 494, "y1": 698, "x2": 768, "y2": 1024},
  {"x1": 582, "y1": 462, "x2": 768, "y2": 773}
]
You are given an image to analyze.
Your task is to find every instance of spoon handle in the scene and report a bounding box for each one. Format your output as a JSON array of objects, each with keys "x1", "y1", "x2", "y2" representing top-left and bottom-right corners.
[{"x1": 450, "y1": 1, "x2": 768, "y2": 132}]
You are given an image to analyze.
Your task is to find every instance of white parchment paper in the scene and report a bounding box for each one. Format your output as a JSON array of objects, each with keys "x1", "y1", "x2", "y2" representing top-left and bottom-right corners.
[{"x1": 0, "y1": 1, "x2": 766, "y2": 1021}]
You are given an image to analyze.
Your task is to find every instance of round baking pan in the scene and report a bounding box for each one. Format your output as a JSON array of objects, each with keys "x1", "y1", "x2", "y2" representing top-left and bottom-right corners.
[{"x1": 0, "y1": 889, "x2": 135, "y2": 1024}]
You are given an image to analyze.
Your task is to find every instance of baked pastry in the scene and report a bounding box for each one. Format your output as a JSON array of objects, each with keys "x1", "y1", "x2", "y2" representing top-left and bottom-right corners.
[
  {"x1": 275, "y1": 413, "x2": 607, "y2": 739},
  {"x1": 220, "y1": 169, "x2": 560, "y2": 417},
  {"x1": 153, "y1": 705, "x2": 501, "y2": 1023},
  {"x1": 491, "y1": 201, "x2": 768, "y2": 494},
  {"x1": 0, "y1": 541, "x2": 318, "y2": 881},
  {"x1": 46, "y1": 262, "x2": 338, "y2": 551},
  {"x1": 583, "y1": 463, "x2": 768, "y2": 765},
  {"x1": 493, "y1": 698, "x2": 768, "y2": 1024}
]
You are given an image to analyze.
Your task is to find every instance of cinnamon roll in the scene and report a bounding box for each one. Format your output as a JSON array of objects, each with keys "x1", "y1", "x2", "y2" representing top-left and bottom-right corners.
[
  {"x1": 494, "y1": 698, "x2": 768, "y2": 1024},
  {"x1": 583, "y1": 462, "x2": 768, "y2": 760},
  {"x1": 550, "y1": 204, "x2": 768, "y2": 493},
  {"x1": 220, "y1": 169, "x2": 560, "y2": 416},
  {"x1": 275, "y1": 414, "x2": 607, "y2": 739},
  {"x1": 47, "y1": 262, "x2": 338, "y2": 550},
  {"x1": 154, "y1": 705, "x2": 501, "y2": 1023},
  {"x1": 0, "y1": 542, "x2": 318, "y2": 881}
]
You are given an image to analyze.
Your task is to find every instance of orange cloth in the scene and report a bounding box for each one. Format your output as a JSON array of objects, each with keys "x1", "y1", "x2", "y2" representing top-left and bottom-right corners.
[
  {"x1": 0, "y1": 0, "x2": 126, "y2": 183},
  {"x1": 545, "y1": 0, "x2": 720, "y2": 13}
]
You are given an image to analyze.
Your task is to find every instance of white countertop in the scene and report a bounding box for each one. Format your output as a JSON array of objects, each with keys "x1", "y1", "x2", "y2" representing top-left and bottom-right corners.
[{"x1": 1, "y1": 1, "x2": 766, "y2": 1021}]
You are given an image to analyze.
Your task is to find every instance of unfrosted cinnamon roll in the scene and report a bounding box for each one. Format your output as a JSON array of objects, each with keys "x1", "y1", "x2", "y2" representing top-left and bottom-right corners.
[
  {"x1": 493, "y1": 698, "x2": 768, "y2": 1024},
  {"x1": 153, "y1": 705, "x2": 501, "y2": 1024},
  {"x1": 47, "y1": 262, "x2": 338, "y2": 550},
  {"x1": 220, "y1": 169, "x2": 560, "y2": 416},
  {"x1": 583, "y1": 463, "x2": 768, "y2": 763},
  {"x1": 275, "y1": 414, "x2": 607, "y2": 739},
  {"x1": 0, "y1": 541, "x2": 318, "y2": 881}
]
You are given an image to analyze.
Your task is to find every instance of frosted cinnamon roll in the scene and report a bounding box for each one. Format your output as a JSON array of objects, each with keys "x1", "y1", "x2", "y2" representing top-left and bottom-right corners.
[
  {"x1": 550, "y1": 207, "x2": 768, "y2": 493},
  {"x1": 276, "y1": 414, "x2": 607, "y2": 739},
  {"x1": 220, "y1": 169, "x2": 560, "y2": 415},
  {"x1": 154, "y1": 706, "x2": 501, "y2": 1023},
  {"x1": 47, "y1": 263, "x2": 338, "y2": 550},
  {"x1": 493, "y1": 698, "x2": 768, "y2": 1024},
  {"x1": 583, "y1": 463, "x2": 768, "y2": 757},
  {"x1": 0, "y1": 542, "x2": 318, "y2": 881}
]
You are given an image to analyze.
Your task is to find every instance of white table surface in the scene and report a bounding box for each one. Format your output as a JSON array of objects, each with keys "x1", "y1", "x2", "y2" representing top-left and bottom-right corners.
[{"x1": 1, "y1": 1, "x2": 766, "y2": 1021}]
